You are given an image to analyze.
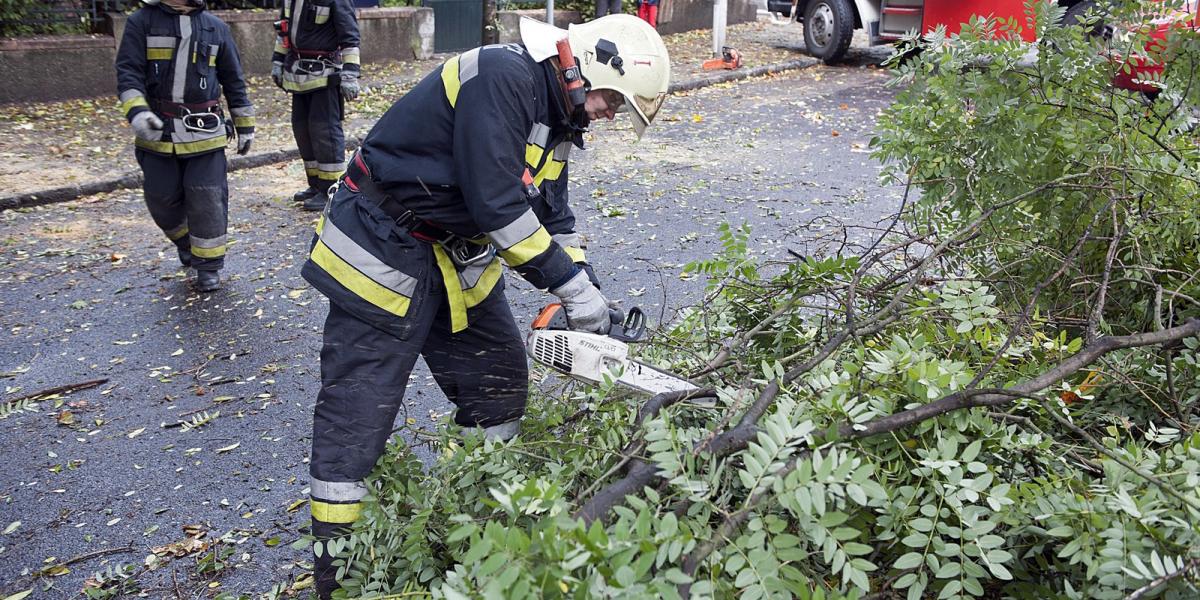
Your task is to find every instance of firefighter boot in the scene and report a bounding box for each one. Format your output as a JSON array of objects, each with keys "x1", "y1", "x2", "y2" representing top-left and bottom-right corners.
[
  {"x1": 312, "y1": 520, "x2": 346, "y2": 599},
  {"x1": 195, "y1": 270, "x2": 221, "y2": 293},
  {"x1": 292, "y1": 187, "x2": 321, "y2": 203},
  {"x1": 177, "y1": 246, "x2": 193, "y2": 268},
  {"x1": 302, "y1": 189, "x2": 329, "y2": 212}
]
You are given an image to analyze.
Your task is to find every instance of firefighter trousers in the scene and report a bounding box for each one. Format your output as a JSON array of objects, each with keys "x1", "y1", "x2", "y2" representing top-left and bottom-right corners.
[
  {"x1": 136, "y1": 149, "x2": 229, "y2": 271},
  {"x1": 292, "y1": 86, "x2": 346, "y2": 191},
  {"x1": 308, "y1": 255, "x2": 528, "y2": 596}
]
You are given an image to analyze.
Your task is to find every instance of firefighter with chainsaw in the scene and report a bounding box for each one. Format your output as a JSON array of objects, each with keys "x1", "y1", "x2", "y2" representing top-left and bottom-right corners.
[
  {"x1": 298, "y1": 14, "x2": 669, "y2": 597},
  {"x1": 115, "y1": 0, "x2": 255, "y2": 293},
  {"x1": 271, "y1": 0, "x2": 361, "y2": 211}
]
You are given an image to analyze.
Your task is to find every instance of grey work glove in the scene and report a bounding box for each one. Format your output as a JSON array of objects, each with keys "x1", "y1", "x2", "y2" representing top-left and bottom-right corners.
[
  {"x1": 550, "y1": 269, "x2": 612, "y2": 334},
  {"x1": 131, "y1": 111, "x2": 164, "y2": 141},
  {"x1": 340, "y1": 73, "x2": 360, "y2": 101},
  {"x1": 236, "y1": 132, "x2": 253, "y2": 155},
  {"x1": 271, "y1": 62, "x2": 283, "y2": 89}
]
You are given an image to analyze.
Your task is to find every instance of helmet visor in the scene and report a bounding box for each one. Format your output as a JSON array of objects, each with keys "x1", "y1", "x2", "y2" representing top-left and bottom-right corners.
[{"x1": 623, "y1": 91, "x2": 666, "y2": 139}]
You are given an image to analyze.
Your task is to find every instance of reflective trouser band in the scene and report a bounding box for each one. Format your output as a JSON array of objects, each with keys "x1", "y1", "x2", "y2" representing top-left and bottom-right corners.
[
  {"x1": 310, "y1": 239, "x2": 412, "y2": 317},
  {"x1": 191, "y1": 236, "x2": 227, "y2": 259},
  {"x1": 164, "y1": 224, "x2": 189, "y2": 242},
  {"x1": 441, "y1": 55, "x2": 461, "y2": 108},
  {"x1": 433, "y1": 245, "x2": 468, "y2": 333},
  {"x1": 311, "y1": 500, "x2": 361, "y2": 524},
  {"x1": 315, "y1": 163, "x2": 345, "y2": 181}
]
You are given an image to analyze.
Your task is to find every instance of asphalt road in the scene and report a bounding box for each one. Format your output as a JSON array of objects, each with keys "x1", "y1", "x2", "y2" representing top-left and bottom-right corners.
[{"x1": 0, "y1": 50, "x2": 899, "y2": 598}]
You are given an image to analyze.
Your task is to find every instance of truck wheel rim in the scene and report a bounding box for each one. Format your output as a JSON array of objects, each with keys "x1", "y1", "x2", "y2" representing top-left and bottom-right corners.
[{"x1": 811, "y1": 4, "x2": 834, "y2": 48}]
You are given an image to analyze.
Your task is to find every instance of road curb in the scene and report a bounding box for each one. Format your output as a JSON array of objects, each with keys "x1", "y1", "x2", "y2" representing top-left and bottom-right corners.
[{"x1": 0, "y1": 57, "x2": 818, "y2": 211}]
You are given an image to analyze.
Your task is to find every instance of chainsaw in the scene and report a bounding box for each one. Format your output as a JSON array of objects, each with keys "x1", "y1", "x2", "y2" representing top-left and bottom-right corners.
[{"x1": 526, "y1": 304, "x2": 697, "y2": 395}]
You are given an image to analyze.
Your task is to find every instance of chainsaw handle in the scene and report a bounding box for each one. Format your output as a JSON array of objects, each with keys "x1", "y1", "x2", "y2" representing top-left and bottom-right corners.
[{"x1": 608, "y1": 306, "x2": 646, "y2": 342}]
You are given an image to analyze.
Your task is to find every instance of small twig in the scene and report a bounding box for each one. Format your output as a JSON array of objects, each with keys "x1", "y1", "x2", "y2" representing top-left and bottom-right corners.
[
  {"x1": 36, "y1": 544, "x2": 135, "y2": 575},
  {"x1": 3, "y1": 378, "x2": 109, "y2": 406},
  {"x1": 1124, "y1": 557, "x2": 1200, "y2": 600}
]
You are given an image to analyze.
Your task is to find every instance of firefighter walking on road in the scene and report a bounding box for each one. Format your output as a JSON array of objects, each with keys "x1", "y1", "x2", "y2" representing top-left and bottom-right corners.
[
  {"x1": 272, "y1": 0, "x2": 361, "y2": 212},
  {"x1": 298, "y1": 14, "x2": 670, "y2": 598},
  {"x1": 116, "y1": 0, "x2": 255, "y2": 293}
]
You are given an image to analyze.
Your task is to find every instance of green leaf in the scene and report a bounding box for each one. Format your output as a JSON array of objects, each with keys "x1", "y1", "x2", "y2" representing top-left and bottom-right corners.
[
  {"x1": 935, "y1": 561, "x2": 961, "y2": 579},
  {"x1": 895, "y1": 552, "x2": 924, "y2": 570}
]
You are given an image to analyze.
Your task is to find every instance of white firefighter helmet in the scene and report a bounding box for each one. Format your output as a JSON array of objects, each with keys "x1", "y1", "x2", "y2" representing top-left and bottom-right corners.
[{"x1": 520, "y1": 15, "x2": 671, "y2": 139}]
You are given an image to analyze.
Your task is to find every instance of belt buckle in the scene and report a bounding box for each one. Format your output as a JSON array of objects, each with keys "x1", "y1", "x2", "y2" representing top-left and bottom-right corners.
[{"x1": 443, "y1": 238, "x2": 495, "y2": 268}]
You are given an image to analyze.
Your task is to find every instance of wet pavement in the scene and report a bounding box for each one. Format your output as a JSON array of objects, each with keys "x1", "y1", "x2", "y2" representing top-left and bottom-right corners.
[{"x1": 0, "y1": 43, "x2": 899, "y2": 598}]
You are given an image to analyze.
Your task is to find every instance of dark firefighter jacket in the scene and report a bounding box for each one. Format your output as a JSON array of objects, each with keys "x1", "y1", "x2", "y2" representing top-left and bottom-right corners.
[
  {"x1": 116, "y1": 2, "x2": 254, "y2": 157},
  {"x1": 302, "y1": 43, "x2": 588, "y2": 335},
  {"x1": 272, "y1": 0, "x2": 361, "y2": 93}
]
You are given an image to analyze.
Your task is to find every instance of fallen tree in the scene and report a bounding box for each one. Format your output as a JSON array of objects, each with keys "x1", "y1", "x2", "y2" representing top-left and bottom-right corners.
[{"x1": 323, "y1": 2, "x2": 1200, "y2": 598}]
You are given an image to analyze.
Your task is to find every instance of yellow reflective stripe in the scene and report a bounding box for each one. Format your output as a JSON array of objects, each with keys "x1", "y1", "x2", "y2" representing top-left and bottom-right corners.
[
  {"x1": 564, "y1": 247, "x2": 586, "y2": 263},
  {"x1": 315, "y1": 214, "x2": 326, "y2": 235},
  {"x1": 315, "y1": 169, "x2": 344, "y2": 181},
  {"x1": 191, "y1": 244, "x2": 226, "y2": 259},
  {"x1": 462, "y1": 259, "x2": 502, "y2": 308},
  {"x1": 233, "y1": 116, "x2": 255, "y2": 128},
  {"x1": 342, "y1": 54, "x2": 360, "y2": 65},
  {"x1": 282, "y1": 77, "x2": 331, "y2": 93},
  {"x1": 166, "y1": 226, "x2": 189, "y2": 241},
  {"x1": 498, "y1": 227, "x2": 552, "y2": 267},
  {"x1": 135, "y1": 138, "x2": 175, "y2": 153},
  {"x1": 524, "y1": 144, "x2": 545, "y2": 168},
  {"x1": 311, "y1": 240, "x2": 411, "y2": 317},
  {"x1": 147, "y1": 48, "x2": 173, "y2": 60},
  {"x1": 533, "y1": 160, "x2": 566, "y2": 186},
  {"x1": 441, "y1": 56, "x2": 461, "y2": 108},
  {"x1": 208, "y1": 54, "x2": 217, "y2": 67},
  {"x1": 174, "y1": 136, "x2": 227, "y2": 155},
  {"x1": 433, "y1": 246, "x2": 468, "y2": 333},
  {"x1": 311, "y1": 500, "x2": 361, "y2": 524},
  {"x1": 121, "y1": 95, "x2": 149, "y2": 115}
]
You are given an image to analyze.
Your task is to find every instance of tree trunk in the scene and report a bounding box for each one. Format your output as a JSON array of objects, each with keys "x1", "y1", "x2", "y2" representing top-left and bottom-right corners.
[{"x1": 482, "y1": 0, "x2": 498, "y2": 45}]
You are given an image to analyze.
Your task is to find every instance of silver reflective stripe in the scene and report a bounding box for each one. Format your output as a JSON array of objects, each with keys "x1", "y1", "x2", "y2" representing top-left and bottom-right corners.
[
  {"x1": 317, "y1": 161, "x2": 345, "y2": 172},
  {"x1": 230, "y1": 105, "x2": 255, "y2": 117},
  {"x1": 459, "y1": 47, "x2": 481, "y2": 84},
  {"x1": 553, "y1": 141, "x2": 572, "y2": 161},
  {"x1": 457, "y1": 256, "x2": 497, "y2": 290},
  {"x1": 320, "y1": 217, "x2": 418, "y2": 296},
  {"x1": 311, "y1": 478, "x2": 367, "y2": 502},
  {"x1": 342, "y1": 47, "x2": 360, "y2": 60},
  {"x1": 190, "y1": 234, "x2": 226, "y2": 249},
  {"x1": 291, "y1": 0, "x2": 304, "y2": 48},
  {"x1": 147, "y1": 35, "x2": 175, "y2": 48},
  {"x1": 172, "y1": 15, "x2": 192, "y2": 103},
  {"x1": 527, "y1": 122, "x2": 550, "y2": 148},
  {"x1": 487, "y1": 209, "x2": 542, "y2": 250},
  {"x1": 119, "y1": 89, "x2": 145, "y2": 103},
  {"x1": 304, "y1": 160, "x2": 319, "y2": 168},
  {"x1": 551, "y1": 232, "x2": 581, "y2": 249}
]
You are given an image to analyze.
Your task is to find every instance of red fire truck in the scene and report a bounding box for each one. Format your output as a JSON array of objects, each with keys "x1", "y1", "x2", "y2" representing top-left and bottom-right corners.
[{"x1": 769, "y1": 0, "x2": 1199, "y2": 93}]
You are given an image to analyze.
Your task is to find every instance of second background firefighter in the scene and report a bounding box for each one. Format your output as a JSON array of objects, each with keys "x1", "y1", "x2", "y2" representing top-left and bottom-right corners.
[{"x1": 272, "y1": 0, "x2": 361, "y2": 211}]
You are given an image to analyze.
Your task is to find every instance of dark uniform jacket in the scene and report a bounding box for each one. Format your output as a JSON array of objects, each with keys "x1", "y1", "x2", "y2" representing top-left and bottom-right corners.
[
  {"x1": 273, "y1": 0, "x2": 361, "y2": 93},
  {"x1": 115, "y1": 1, "x2": 254, "y2": 156},
  {"x1": 302, "y1": 43, "x2": 588, "y2": 336}
]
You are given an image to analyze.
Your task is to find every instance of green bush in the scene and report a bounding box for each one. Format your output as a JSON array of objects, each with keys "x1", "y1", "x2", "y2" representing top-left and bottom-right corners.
[{"x1": 313, "y1": 2, "x2": 1200, "y2": 598}]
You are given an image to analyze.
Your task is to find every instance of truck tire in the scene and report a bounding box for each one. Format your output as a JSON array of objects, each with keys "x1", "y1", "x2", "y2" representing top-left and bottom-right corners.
[{"x1": 803, "y1": 0, "x2": 855, "y2": 64}]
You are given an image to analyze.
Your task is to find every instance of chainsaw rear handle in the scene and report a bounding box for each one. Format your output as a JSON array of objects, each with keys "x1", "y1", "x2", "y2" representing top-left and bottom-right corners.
[{"x1": 608, "y1": 306, "x2": 646, "y2": 342}]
